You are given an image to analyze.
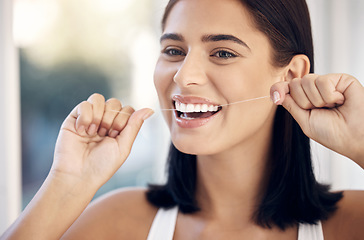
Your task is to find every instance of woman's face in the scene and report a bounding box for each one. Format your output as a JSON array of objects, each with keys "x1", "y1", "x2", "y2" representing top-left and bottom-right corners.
[{"x1": 154, "y1": 0, "x2": 282, "y2": 156}]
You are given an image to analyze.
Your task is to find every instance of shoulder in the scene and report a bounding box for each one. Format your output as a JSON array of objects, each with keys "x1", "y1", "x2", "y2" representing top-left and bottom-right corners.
[
  {"x1": 322, "y1": 190, "x2": 364, "y2": 240},
  {"x1": 62, "y1": 187, "x2": 158, "y2": 240}
]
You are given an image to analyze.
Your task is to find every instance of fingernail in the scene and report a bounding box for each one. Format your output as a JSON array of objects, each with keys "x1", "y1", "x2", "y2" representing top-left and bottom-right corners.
[
  {"x1": 78, "y1": 125, "x2": 85, "y2": 134},
  {"x1": 273, "y1": 91, "x2": 281, "y2": 104},
  {"x1": 98, "y1": 127, "x2": 108, "y2": 137},
  {"x1": 88, "y1": 124, "x2": 97, "y2": 135},
  {"x1": 142, "y1": 110, "x2": 154, "y2": 120},
  {"x1": 109, "y1": 130, "x2": 119, "y2": 138}
]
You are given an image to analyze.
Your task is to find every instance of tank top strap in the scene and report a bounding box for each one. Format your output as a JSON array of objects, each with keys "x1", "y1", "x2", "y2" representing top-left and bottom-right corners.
[
  {"x1": 147, "y1": 206, "x2": 178, "y2": 240},
  {"x1": 298, "y1": 221, "x2": 324, "y2": 240}
]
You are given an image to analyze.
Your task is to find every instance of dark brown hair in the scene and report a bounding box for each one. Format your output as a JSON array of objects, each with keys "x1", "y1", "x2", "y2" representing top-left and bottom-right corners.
[{"x1": 147, "y1": 0, "x2": 342, "y2": 230}]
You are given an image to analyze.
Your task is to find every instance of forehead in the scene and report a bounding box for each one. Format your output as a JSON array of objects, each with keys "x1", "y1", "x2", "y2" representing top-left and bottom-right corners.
[{"x1": 163, "y1": 0, "x2": 257, "y2": 35}]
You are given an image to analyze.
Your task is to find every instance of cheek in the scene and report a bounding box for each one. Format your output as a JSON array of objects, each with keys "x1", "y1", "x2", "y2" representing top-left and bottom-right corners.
[
  {"x1": 214, "y1": 62, "x2": 276, "y2": 101},
  {"x1": 153, "y1": 60, "x2": 177, "y2": 127},
  {"x1": 211, "y1": 70, "x2": 268, "y2": 103},
  {"x1": 154, "y1": 61, "x2": 174, "y2": 104}
]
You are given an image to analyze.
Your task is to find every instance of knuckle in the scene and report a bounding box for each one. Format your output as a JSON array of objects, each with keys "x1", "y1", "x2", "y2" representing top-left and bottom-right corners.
[
  {"x1": 315, "y1": 77, "x2": 330, "y2": 91},
  {"x1": 106, "y1": 98, "x2": 122, "y2": 109},
  {"x1": 78, "y1": 113, "x2": 92, "y2": 124},
  {"x1": 289, "y1": 78, "x2": 301, "y2": 89},
  {"x1": 89, "y1": 93, "x2": 105, "y2": 102},
  {"x1": 301, "y1": 76, "x2": 310, "y2": 84},
  {"x1": 93, "y1": 116, "x2": 102, "y2": 124},
  {"x1": 315, "y1": 76, "x2": 326, "y2": 85},
  {"x1": 324, "y1": 95, "x2": 336, "y2": 103},
  {"x1": 301, "y1": 76, "x2": 314, "y2": 88},
  {"x1": 78, "y1": 101, "x2": 92, "y2": 114},
  {"x1": 301, "y1": 101, "x2": 312, "y2": 110},
  {"x1": 106, "y1": 97, "x2": 120, "y2": 103},
  {"x1": 99, "y1": 120, "x2": 112, "y2": 129},
  {"x1": 314, "y1": 101, "x2": 326, "y2": 108},
  {"x1": 291, "y1": 77, "x2": 301, "y2": 84},
  {"x1": 79, "y1": 100, "x2": 90, "y2": 107},
  {"x1": 112, "y1": 115, "x2": 130, "y2": 131},
  {"x1": 122, "y1": 105, "x2": 135, "y2": 113},
  {"x1": 111, "y1": 121, "x2": 127, "y2": 131},
  {"x1": 93, "y1": 93, "x2": 105, "y2": 99}
]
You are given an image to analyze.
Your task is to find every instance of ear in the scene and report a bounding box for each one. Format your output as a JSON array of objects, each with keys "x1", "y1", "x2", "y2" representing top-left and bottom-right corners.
[{"x1": 284, "y1": 54, "x2": 310, "y2": 81}]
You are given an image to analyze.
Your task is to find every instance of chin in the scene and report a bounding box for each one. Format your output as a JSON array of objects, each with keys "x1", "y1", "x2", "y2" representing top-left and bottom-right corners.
[{"x1": 171, "y1": 137, "x2": 220, "y2": 156}]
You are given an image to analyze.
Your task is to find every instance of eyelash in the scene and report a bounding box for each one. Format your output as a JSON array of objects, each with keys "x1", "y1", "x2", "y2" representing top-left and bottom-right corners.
[
  {"x1": 210, "y1": 50, "x2": 238, "y2": 59},
  {"x1": 162, "y1": 48, "x2": 186, "y2": 57},
  {"x1": 162, "y1": 47, "x2": 239, "y2": 60}
]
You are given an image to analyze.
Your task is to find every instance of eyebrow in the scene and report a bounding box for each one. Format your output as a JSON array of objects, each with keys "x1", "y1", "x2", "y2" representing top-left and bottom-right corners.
[
  {"x1": 160, "y1": 33, "x2": 250, "y2": 50},
  {"x1": 202, "y1": 34, "x2": 250, "y2": 50},
  {"x1": 160, "y1": 33, "x2": 184, "y2": 43}
]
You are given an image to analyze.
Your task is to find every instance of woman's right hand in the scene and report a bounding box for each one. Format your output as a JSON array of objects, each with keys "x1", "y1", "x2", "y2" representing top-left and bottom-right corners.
[
  {"x1": 51, "y1": 93, "x2": 154, "y2": 189},
  {"x1": 0, "y1": 94, "x2": 154, "y2": 240}
]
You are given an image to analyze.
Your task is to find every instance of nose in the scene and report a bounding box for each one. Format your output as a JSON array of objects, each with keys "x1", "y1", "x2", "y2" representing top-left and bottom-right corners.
[{"x1": 173, "y1": 50, "x2": 208, "y2": 88}]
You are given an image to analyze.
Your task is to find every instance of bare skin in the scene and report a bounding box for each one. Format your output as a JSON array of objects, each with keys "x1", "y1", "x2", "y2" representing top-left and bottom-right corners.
[
  {"x1": 2, "y1": 0, "x2": 364, "y2": 239},
  {"x1": 2, "y1": 76, "x2": 364, "y2": 240}
]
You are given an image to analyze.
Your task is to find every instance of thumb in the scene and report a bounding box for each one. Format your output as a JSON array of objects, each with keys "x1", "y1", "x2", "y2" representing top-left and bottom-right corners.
[
  {"x1": 116, "y1": 108, "x2": 154, "y2": 158},
  {"x1": 280, "y1": 94, "x2": 308, "y2": 126},
  {"x1": 270, "y1": 81, "x2": 308, "y2": 127}
]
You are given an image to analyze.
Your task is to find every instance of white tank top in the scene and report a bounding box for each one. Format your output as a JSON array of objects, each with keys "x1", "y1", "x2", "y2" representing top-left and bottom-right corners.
[{"x1": 147, "y1": 207, "x2": 324, "y2": 240}]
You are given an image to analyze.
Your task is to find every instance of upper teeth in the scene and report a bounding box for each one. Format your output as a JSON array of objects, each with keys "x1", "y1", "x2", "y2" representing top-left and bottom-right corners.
[{"x1": 175, "y1": 102, "x2": 219, "y2": 113}]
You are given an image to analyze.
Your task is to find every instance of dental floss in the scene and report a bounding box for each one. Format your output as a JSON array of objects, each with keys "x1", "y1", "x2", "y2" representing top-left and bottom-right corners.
[
  {"x1": 108, "y1": 95, "x2": 271, "y2": 115},
  {"x1": 218, "y1": 95, "x2": 270, "y2": 107}
]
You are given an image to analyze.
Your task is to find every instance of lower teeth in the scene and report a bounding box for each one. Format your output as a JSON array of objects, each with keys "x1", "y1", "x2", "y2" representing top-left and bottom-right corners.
[{"x1": 180, "y1": 113, "x2": 195, "y2": 120}]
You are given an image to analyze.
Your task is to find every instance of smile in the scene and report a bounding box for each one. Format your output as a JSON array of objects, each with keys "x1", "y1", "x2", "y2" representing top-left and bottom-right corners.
[
  {"x1": 172, "y1": 95, "x2": 222, "y2": 128},
  {"x1": 175, "y1": 101, "x2": 222, "y2": 120}
]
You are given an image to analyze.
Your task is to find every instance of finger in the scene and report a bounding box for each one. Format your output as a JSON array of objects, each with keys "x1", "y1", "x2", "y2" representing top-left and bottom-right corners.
[
  {"x1": 87, "y1": 93, "x2": 106, "y2": 135},
  {"x1": 301, "y1": 74, "x2": 327, "y2": 108},
  {"x1": 289, "y1": 78, "x2": 314, "y2": 109},
  {"x1": 73, "y1": 101, "x2": 93, "y2": 135},
  {"x1": 116, "y1": 108, "x2": 154, "y2": 159},
  {"x1": 280, "y1": 94, "x2": 310, "y2": 134},
  {"x1": 109, "y1": 106, "x2": 135, "y2": 138},
  {"x1": 336, "y1": 74, "x2": 358, "y2": 95},
  {"x1": 98, "y1": 98, "x2": 122, "y2": 137},
  {"x1": 315, "y1": 74, "x2": 345, "y2": 107},
  {"x1": 271, "y1": 82, "x2": 310, "y2": 134},
  {"x1": 337, "y1": 75, "x2": 364, "y2": 110},
  {"x1": 270, "y1": 81, "x2": 289, "y2": 105}
]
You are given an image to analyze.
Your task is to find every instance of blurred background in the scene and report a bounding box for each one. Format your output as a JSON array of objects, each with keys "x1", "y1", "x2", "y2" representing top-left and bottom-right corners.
[
  {"x1": 1, "y1": 0, "x2": 170, "y2": 232},
  {"x1": 1, "y1": 0, "x2": 364, "y2": 233},
  {"x1": 14, "y1": 0, "x2": 170, "y2": 208}
]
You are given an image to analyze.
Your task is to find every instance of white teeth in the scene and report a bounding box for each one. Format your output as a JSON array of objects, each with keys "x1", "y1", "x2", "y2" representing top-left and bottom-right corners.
[
  {"x1": 180, "y1": 115, "x2": 194, "y2": 120},
  {"x1": 209, "y1": 105, "x2": 218, "y2": 111},
  {"x1": 179, "y1": 103, "x2": 186, "y2": 112},
  {"x1": 201, "y1": 104, "x2": 208, "y2": 112},
  {"x1": 186, "y1": 104, "x2": 194, "y2": 113},
  {"x1": 175, "y1": 101, "x2": 219, "y2": 113}
]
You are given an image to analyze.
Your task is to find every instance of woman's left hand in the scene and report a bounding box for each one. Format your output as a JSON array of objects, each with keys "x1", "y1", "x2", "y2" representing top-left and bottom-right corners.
[{"x1": 270, "y1": 73, "x2": 364, "y2": 167}]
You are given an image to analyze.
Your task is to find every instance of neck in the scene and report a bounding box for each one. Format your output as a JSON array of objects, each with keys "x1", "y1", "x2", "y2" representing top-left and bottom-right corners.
[{"x1": 195, "y1": 129, "x2": 273, "y2": 224}]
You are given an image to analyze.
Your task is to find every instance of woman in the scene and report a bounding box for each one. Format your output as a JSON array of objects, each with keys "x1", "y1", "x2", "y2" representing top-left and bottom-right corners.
[{"x1": 2, "y1": 0, "x2": 364, "y2": 239}]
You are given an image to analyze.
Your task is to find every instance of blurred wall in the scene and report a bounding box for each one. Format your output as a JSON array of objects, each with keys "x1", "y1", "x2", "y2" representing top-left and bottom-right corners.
[
  {"x1": 307, "y1": 0, "x2": 364, "y2": 190},
  {"x1": 14, "y1": 0, "x2": 171, "y2": 209},
  {"x1": 0, "y1": 0, "x2": 21, "y2": 234}
]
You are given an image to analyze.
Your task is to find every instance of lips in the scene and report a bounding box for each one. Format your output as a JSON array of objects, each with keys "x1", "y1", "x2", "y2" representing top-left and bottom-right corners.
[{"x1": 172, "y1": 95, "x2": 222, "y2": 128}]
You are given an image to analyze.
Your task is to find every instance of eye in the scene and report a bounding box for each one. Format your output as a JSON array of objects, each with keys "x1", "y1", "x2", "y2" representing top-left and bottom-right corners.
[
  {"x1": 162, "y1": 47, "x2": 186, "y2": 57},
  {"x1": 211, "y1": 50, "x2": 238, "y2": 59}
]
